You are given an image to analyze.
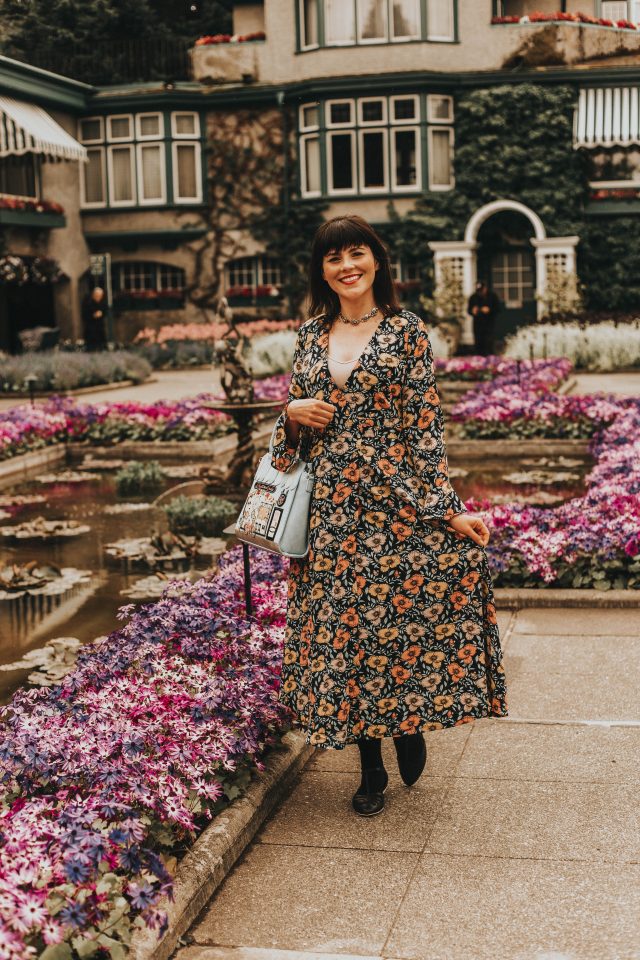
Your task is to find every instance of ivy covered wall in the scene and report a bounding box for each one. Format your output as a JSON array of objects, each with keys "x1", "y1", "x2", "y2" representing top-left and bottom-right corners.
[{"x1": 379, "y1": 82, "x2": 640, "y2": 314}]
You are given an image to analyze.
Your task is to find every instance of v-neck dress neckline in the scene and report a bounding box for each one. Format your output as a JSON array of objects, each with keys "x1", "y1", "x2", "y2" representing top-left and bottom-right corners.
[{"x1": 322, "y1": 312, "x2": 391, "y2": 394}]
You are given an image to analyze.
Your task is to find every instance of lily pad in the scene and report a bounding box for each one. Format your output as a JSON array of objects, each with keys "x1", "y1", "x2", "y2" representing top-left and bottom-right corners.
[{"x1": 1, "y1": 517, "x2": 91, "y2": 541}]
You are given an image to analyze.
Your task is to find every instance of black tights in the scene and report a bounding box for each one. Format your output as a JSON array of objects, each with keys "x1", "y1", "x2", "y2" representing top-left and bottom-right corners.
[{"x1": 357, "y1": 733, "x2": 414, "y2": 764}]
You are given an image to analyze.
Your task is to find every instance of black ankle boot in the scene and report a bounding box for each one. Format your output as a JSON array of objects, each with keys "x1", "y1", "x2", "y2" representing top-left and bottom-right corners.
[
  {"x1": 393, "y1": 731, "x2": 427, "y2": 786},
  {"x1": 352, "y1": 736, "x2": 388, "y2": 817}
]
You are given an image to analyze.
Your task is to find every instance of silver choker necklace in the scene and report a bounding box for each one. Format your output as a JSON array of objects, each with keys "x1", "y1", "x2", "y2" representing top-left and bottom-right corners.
[{"x1": 337, "y1": 305, "x2": 379, "y2": 326}]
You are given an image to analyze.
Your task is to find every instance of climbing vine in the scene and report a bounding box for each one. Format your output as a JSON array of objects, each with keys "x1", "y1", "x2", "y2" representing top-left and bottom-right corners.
[{"x1": 383, "y1": 83, "x2": 640, "y2": 313}]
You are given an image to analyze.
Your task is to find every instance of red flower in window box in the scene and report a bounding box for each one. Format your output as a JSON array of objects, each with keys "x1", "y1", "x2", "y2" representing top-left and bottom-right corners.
[{"x1": 195, "y1": 31, "x2": 265, "y2": 45}]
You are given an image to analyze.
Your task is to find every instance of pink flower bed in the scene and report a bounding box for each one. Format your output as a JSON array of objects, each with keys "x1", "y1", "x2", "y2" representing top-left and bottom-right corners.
[
  {"x1": 133, "y1": 319, "x2": 299, "y2": 346},
  {"x1": 0, "y1": 549, "x2": 293, "y2": 959},
  {"x1": 0, "y1": 376, "x2": 290, "y2": 461},
  {"x1": 452, "y1": 360, "x2": 640, "y2": 586}
]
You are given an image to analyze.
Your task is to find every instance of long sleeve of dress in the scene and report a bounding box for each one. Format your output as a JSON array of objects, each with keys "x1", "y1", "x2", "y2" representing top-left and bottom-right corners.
[
  {"x1": 401, "y1": 315, "x2": 466, "y2": 524},
  {"x1": 269, "y1": 323, "x2": 312, "y2": 473}
]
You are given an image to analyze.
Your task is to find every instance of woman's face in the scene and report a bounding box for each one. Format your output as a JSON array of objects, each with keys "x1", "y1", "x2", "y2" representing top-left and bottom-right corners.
[{"x1": 321, "y1": 243, "x2": 379, "y2": 301}]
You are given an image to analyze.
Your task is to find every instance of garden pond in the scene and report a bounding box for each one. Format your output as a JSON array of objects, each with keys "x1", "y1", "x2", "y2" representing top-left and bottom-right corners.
[{"x1": 0, "y1": 445, "x2": 592, "y2": 704}]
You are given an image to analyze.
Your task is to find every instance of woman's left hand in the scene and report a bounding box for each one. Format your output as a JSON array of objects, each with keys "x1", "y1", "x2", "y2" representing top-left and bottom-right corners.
[{"x1": 447, "y1": 512, "x2": 490, "y2": 546}]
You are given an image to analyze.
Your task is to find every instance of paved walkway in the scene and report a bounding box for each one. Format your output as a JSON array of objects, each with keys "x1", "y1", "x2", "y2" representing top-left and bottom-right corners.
[
  {"x1": 0, "y1": 368, "x2": 223, "y2": 411},
  {"x1": 1, "y1": 367, "x2": 639, "y2": 414},
  {"x1": 175, "y1": 605, "x2": 640, "y2": 960}
]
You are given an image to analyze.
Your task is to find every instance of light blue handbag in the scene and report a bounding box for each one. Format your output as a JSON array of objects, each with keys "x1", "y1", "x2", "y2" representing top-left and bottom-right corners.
[{"x1": 233, "y1": 422, "x2": 315, "y2": 558}]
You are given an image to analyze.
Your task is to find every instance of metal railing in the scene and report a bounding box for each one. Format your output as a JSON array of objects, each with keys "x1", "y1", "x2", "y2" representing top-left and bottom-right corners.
[{"x1": 6, "y1": 37, "x2": 193, "y2": 86}]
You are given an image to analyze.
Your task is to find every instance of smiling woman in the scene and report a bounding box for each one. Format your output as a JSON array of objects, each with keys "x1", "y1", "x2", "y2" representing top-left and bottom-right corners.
[{"x1": 268, "y1": 213, "x2": 508, "y2": 818}]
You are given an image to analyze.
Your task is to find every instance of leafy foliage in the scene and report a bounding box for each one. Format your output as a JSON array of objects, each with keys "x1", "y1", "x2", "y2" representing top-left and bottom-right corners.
[
  {"x1": 164, "y1": 494, "x2": 236, "y2": 536},
  {"x1": 115, "y1": 461, "x2": 165, "y2": 495}
]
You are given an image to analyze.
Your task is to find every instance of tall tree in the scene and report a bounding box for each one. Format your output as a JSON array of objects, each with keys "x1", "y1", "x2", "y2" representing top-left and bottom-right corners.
[{"x1": 0, "y1": 0, "x2": 232, "y2": 82}]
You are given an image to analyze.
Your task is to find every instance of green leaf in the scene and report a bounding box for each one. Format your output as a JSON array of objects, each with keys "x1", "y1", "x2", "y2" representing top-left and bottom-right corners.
[{"x1": 39, "y1": 945, "x2": 73, "y2": 960}]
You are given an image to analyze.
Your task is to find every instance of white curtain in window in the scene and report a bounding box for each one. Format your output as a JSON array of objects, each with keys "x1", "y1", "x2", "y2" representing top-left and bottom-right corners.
[
  {"x1": 358, "y1": 0, "x2": 386, "y2": 40},
  {"x1": 139, "y1": 144, "x2": 163, "y2": 201},
  {"x1": 427, "y1": 0, "x2": 454, "y2": 39},
  {"x1": 83, "y1": 149, "x2": 104, "y2": 203},
  {"x1": 110, "y1": 146, "x2": 134, "y2": 202},
  {"x1": 303, "y1": 136, "x2": 321, "y2": 194},
  {"x1": 325, "y1": 0, "x2": 356, "y2": 43},
  {"x1": 392, "y1": 0, "x2": 419, "y2": 39},
  {"x1": 175, "y1": 143, "x2": 199, "y2": 199},
  {"x1": 302, "y1": 0, "x2": 319, "y2": 45},
  {"x1": 430, "y1": 129, "x2": 452, "y2": 186}
]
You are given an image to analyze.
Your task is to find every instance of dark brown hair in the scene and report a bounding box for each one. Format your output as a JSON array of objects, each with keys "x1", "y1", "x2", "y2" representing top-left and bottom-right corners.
[{"x1": 307, "y1": 214, "x2": 401, "y2": 325}]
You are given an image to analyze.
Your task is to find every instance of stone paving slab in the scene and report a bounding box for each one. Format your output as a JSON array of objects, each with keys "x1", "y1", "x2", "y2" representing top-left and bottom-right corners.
[
  {"x1": 255, "y1": 770, "x2": 450, "y2": 853},
  {"x1": 455, "y1": 720, "x2": 640, "y2": 783},
  {"x1": 384, "y1": 854, "x2": 640, "y2": 960},
  {"x1": 424, "y1": 776, "x2": 640, "y2": 863},
  {"x1": 176, "y1": 950, "x2": 393, "y2": 960},
  {"x1": 191, "y1": 845, "x2": 419, "y2": 956},
  {"x1": 512, "y1": 606, "x2": 640, "y2": 635}
]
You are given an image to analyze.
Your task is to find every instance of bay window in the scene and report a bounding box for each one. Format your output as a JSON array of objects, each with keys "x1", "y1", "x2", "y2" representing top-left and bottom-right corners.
[
  {"x1": 298, "y1": 0, "x2": 454, "y2": 47},
  {"x1": 300, "y1": 92, "x2": 447, "y2": 197},
  {"x1": 79, "y1": 111, "x2": 202, "y2": 208}
]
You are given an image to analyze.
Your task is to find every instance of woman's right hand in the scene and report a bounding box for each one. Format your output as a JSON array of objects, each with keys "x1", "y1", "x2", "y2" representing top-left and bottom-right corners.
[{"x1": 286, "y1": 398, "x2": 336, "y2": 430}]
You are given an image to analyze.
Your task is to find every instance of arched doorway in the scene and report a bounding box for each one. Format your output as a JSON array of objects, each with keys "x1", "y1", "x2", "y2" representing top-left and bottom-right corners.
[
  {"x1": 429, "y1": 200, "x2": 579, "y2": 347},
  {"x1": 476, "y1": 209, "x2": 537, "y2": 340}
]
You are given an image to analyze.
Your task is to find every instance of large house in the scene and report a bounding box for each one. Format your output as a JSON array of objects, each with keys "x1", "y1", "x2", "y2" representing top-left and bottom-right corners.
[{"x1": 3, "y1": 0, "x2": 640, "y2": 350}]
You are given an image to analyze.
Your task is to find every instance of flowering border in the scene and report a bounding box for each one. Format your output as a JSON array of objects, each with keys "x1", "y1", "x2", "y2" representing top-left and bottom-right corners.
[
  {"x1": 195, "y1": 31, "x2": 265, "y2": 45},
  {"x1": 0, "y1": 548, "x2": 293, "y2": 960},
  {"x1": 491, "y1": 12, "x2": 638, "y2": 29}
]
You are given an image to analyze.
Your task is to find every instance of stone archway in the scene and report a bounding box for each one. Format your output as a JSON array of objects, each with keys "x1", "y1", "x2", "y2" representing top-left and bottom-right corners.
[{"x1": 429, "y1": 199, "x2": 579, "y2": 344}]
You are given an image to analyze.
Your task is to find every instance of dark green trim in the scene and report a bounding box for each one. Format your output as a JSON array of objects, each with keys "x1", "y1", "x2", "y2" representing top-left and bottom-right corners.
[
  {"x1": 452, "y1": 0, "x2": 459, "y2": 43},
  {"x1": 85, "y1": 227, "x2": 207, "y2": 241},
  {"x1": 0, "y1": 54, "x2": 92, "y2": 111},
  {"x1": 0, "y1": 209, "x2": 66, "y2": 228},
  {"x1": 585, "y1": 200, "x2": 640, "y2": 214},
  {"x1": 88, "y1": 82, "x2": 207, "y2": 112}
]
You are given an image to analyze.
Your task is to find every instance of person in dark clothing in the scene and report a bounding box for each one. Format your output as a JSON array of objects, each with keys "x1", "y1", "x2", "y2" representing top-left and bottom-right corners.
[
  {"x1": 467, "y1": 280, "x2": 501, "y2": 356},
  {"x1": 82, "y1": 286, "x2": 107, "y2": 350}
]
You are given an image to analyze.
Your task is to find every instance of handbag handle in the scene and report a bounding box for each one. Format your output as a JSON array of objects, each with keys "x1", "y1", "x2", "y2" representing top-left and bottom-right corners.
[{"x1": 268, "y1": 408, "x2": 313, "y2": 463}]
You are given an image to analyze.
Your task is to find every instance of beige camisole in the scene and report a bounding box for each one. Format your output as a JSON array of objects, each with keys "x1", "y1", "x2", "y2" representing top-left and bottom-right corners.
[{"x1": 327, "y1": 354, "x2": 360, "y2": 390}]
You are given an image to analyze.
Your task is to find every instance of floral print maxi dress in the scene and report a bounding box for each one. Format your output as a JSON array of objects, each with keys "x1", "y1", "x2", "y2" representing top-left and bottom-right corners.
[{"x1": 269, "y1": 308, "x2": 508, "y2": 749}]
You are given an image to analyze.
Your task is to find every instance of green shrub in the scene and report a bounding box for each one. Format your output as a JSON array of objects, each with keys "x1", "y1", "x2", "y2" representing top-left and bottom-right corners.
[
  {"x1": 164, "y1": 495, "x2": 237, "y2": 536},
  {"x1": 115, "y1": 460, "x2": 166, "y2": 495}
]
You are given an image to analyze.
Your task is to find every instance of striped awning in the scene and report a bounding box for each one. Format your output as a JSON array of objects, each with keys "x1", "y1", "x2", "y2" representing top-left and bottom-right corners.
[
  {"x1": 0, "y1": 95, "x2": 87, "y2": 161},
  {"x1": 574, "y1": 87, "x2": 640, "y2": 148}
]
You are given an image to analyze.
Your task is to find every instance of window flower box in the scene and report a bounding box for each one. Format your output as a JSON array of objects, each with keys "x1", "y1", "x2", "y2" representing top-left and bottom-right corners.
[
  {"x1": 157, "y1": 288, "x2": 186, "y2": 309},
  {"x1": 491, "y1": 12, "x2": 637, "y2": 29},
  {"x1": 589, "y1": 187, "x2": 640, "y2": 200},
  {"x1": 225, "y1": 284, "x2": 281, "y2": 308},
  {"x1": 195, "y1": 31, "x2": 265, "y2": 45},
  {"x1": 0, "y1": 197, "x2": 66, "y2": 229}
]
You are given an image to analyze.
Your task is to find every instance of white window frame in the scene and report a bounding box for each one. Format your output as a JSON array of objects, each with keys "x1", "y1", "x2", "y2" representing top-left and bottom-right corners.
[
  {"x1": 80, "y1": 146, "x2": 107, "y2": 208},
  {"x1": 390, "y1": 0, "x2": 421, "y2": 40},
  {"x1": 327, "y1": 129, "x2": 357, "y2": 194},
  {"x1": 136, "y1": 142, "x2": 167, "y2": 205},
  {"x1": 299, "y1": 0, "x2": 320, "y2": 49},
  {"x1": 358, "y1": 97, "x2": 387, "y2": 126},
  {"x1": 428, "y1": 126, "x2": 454, "y2": 191},
  {"x1": 427, "y1": 94, "x2": 454, "y2": 123},
  {"x1": 391, "y1": 126, "x2": 421, "y2": 192},
  {"x1": 107, "y1": 114, "x2": 134, "y2": 142},
  {"x1": 300, "y1": 133, "x2": 322, "y2": 198},
  {"x1": 326, "y1": 99, "x2": 356, "y2": 128},
  {"x1": 299, "y1": 102, "x2": 321, "y2": 132},
  {"x1": 171, "y1": 111, "x2": 201, "y2": 139},
  {"x1": 107, "y1": 143, "x2": 137, "y2": 206},
  {"x1": 426, "y1": 0, "x2": 455, "y2": 41},
  {"x1": 356, "y1": 0, "x2": 388, "y2": 43},
  {"x1": 171, "y1": 141, "x2": 203, "y2": 203},
  {"x1": 358, "y1": 127, "x2": 389, "y2": 193},
  {"x1": 136, "y1": 112, "x2": 164, "y2": 140},
  {"x1": 390, "y1": 94, "x2": 420, "y2": 124},
  {"x1": 79, "y1": 116, "x2": 104, "y2": 144}
]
